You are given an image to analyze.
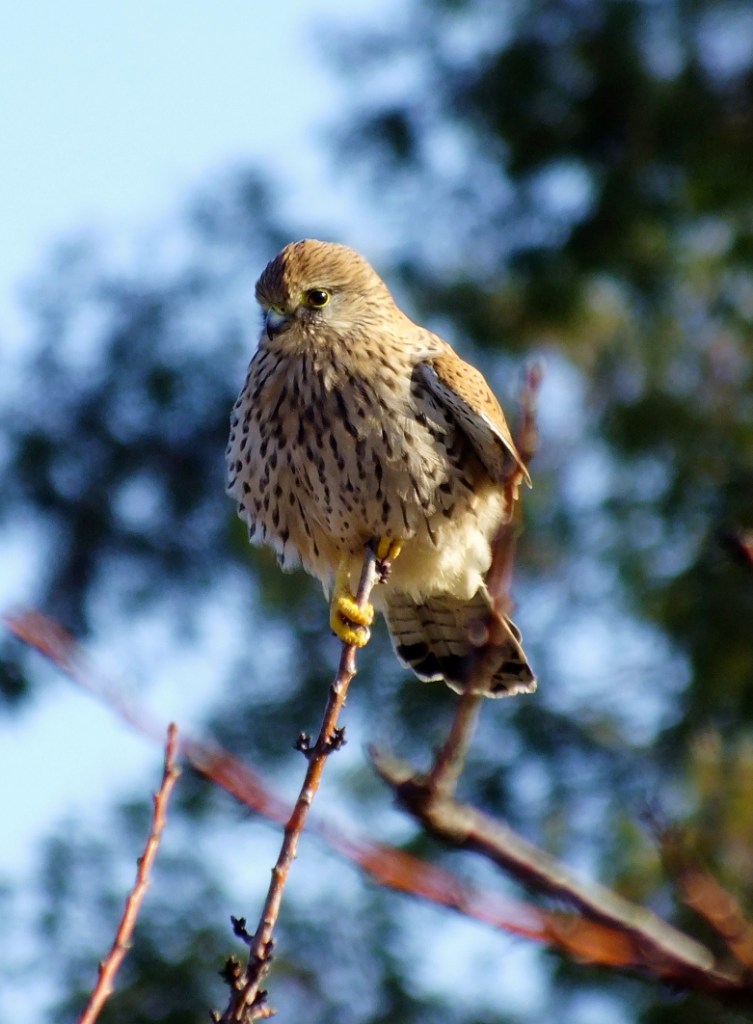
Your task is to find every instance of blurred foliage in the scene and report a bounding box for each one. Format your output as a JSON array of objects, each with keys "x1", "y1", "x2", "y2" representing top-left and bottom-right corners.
[
  {"x1": 4, "y1": 173, "x2": 283, "y2": 633},
  {"x1": 3, "y1": 0, "x2": 753, "y2": 1022},
  {"x1": 335, "y1": 0, "x2": 753, "y2": 859}
]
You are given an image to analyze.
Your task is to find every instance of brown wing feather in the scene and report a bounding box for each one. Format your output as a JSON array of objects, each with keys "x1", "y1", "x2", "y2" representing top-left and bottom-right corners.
[{"x1": 419, "y1": 353, "x2": 531, "y2": 487}]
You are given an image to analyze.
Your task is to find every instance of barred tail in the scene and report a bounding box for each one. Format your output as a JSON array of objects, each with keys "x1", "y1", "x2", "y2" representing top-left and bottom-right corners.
[{"x1": 383, "y1": 588, "x2": 536, "y2": 697}]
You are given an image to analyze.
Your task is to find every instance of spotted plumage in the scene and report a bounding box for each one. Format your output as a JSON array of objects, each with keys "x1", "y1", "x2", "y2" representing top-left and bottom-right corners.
[{"x1": 227, "y1": 239, "x2": 535, "y2": 696}]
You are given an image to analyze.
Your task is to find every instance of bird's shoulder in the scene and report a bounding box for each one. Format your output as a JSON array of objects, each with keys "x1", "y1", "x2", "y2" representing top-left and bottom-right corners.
[{"x1": 416, "y1": 338, "x2": 530, "y2": 487}]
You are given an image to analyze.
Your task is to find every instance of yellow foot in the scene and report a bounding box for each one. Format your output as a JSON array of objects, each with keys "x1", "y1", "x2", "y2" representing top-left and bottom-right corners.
[
  {"x1": 374, "y1": 538, "x2": 402, "y2": 582},
  {"x1": 330, "y1": 593, "x2": 374, "y2": 647},
  {"x1": 330, "y1": 559, "x2": 375, "y2": 647},
  {"x1": 375, "y1": 538, "x2": 403, "y2": 562}
]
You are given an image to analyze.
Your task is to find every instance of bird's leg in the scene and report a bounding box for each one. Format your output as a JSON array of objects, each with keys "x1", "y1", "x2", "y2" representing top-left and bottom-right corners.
[
  {"x1": 374, "y1": 537, "x2": 403, "y2": 582},
  {"x1": 330, "y1": 557, "x2": 374, "y2": 647}
]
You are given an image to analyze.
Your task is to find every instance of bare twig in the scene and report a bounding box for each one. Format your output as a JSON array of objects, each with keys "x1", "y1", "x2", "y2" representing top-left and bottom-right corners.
[
  {"x1": 188, "y1": 741, "x2": 718, "y2": 975},
  {"x1": 514, "y1": 360, "x2": 543, "y2": 468},
  {"x1": 188, "y1": 739, "x2": 671, "y2": 970},
  {"x1": 78, "y1": 724, "x2": 181, "y2": 1024},
  {"x1": 216, "y1": 547, "x2": 380, "y2": 1023},
  {"x1": 426, "y1": 691, "x2": 482, "y2": 796},
  {"x1": 485, "y1": 361, "x2": 541, "y2": 614},
  {"x1": 3, "y1": 607, "x2": 525, "y2": 941}
]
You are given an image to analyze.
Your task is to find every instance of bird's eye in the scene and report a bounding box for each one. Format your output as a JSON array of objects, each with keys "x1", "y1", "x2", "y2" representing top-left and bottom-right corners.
[{"x1": 304, "y1": 288, "x2": 331, "y2": 308}]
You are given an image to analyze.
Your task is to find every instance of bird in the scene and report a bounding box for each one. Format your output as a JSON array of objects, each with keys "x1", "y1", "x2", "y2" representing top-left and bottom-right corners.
[{"x1": 226, "y1": 239, "x2": 535, "y2": 697}]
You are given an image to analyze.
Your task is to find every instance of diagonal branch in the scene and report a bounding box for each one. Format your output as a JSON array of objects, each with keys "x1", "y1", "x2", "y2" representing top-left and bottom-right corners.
[
  {"x1": 660, "y1": 827, "x2": 753, "y2": 973},
  {"x1": 79, "y1": 724, "x2": 181, "y2": 1024},
  {"x1": 426, "y1": 689, "x2": 482, "y2": 797},
  {"x1": 216, "y1": 547, "x2": 380, "y2": 1023},
  {"x1": 371, "y1": 748, "x2": 747, "y2": 995}
]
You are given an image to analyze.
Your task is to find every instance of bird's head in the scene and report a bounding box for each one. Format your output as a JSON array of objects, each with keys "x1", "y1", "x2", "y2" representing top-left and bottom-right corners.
[{"x1": 255, "y1": 239, "x2": 396, "y2": 348}]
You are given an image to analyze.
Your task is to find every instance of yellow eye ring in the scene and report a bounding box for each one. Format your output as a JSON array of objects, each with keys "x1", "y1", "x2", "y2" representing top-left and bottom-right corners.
[{"x1": 304, "y1": 288, "x2": 331, "y2": 308}]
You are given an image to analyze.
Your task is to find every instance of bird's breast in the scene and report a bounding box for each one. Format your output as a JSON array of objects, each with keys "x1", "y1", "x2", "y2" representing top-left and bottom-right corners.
[{"x1": 227, "y1": 347, "x2": 494, "y2": 586}]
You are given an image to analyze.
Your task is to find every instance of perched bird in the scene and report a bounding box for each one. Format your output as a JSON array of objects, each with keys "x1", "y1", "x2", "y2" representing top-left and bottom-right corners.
[{"x1": 227, "y1": 240, "x2": 535, "y2": 696}]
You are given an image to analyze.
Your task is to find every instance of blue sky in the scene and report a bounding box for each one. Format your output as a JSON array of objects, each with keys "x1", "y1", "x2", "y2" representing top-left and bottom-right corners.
[
  {"x1": 0, "y1": 0, "x2": 372, "y2": 339},
  {"x1": 0, "y1": 0, "x2": 379, "y2": 874}
]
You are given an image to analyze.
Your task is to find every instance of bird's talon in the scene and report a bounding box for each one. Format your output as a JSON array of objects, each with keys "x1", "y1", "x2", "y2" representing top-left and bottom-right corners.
[
  {"x1": 331, "y1": 615, "x2": 371, "y2": 648},
  {"x1": 337, "y1": 593, "x2": 374, "y2": 627},
  {"x1": 375, "y1": 538, "x2": 403, "y2": 582},
  {"x1": 329, "y1": 558, "x2": 374, "y2": 647},
  {"x1": 375, "y1": 538, "x2": 403, "y2": 562},
  {"x1": 330, "y1": 594, "x2": 374, "y2": 647}
]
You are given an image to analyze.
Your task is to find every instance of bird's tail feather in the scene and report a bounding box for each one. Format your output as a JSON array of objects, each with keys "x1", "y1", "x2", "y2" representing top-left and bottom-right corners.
[{"x1": 383, "y1": 588, "x2": 536, "y2": 697}]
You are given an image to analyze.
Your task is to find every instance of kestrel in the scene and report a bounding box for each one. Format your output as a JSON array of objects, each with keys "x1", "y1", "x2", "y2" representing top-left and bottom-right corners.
[{"x1": 227, "y1": 240, "x2": 535, "y2": 696}]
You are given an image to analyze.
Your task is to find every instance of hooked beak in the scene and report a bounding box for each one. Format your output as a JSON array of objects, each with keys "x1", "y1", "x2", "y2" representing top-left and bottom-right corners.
[{"x1": 265, "y1": 307, "x2": 290, "y2": 337}]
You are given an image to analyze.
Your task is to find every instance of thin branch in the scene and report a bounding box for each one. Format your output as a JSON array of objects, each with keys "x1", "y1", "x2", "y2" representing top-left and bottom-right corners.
[
  {"x1": 425, "y1": 691, "x2": 482, "y2": 796},
  {"x1": 216, "y1": 547, "x2": 380, "y2": 1023},
  {"x1": 371, "y1": 748, "x2": 748, "y2": 996},
  {"x1": 188, "y1": 739, "x2": 658, "y2": 968},
  {"x1": 485, "y1": 360, "x2": 541, "y2": 613},
  {"x1": 193, "y1": 740, "x2": 752, "y2": 988},
  {"x1": 514, "y1": 360, "x2": 543, "y2": 468},
  {"x1": 3, "y1": 607, "x2": 532, "y2": 942},
  {"x1": 78, "y1": 724, "x2": 181, "y2": 1024}
]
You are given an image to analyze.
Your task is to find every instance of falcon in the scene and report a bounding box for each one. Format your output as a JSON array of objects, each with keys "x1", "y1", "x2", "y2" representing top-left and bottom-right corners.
[{"x1": 227, "y1": 240, "x2": 535, "y2": 696}]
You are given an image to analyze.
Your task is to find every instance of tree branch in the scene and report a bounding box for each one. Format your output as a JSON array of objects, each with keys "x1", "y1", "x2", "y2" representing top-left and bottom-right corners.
[
  {"x1": 79, "y1": 724, "x2": 181, "y2": 1024},
  {"x1": 9, "y1": 604, "x2": 753, "y2": 1003},
  {"x1": 215, "y1": 547, "x2": 380, "y2": 1023},
  {"x1": 370, "y1": 747, "x2": 750, "y2": 996}
]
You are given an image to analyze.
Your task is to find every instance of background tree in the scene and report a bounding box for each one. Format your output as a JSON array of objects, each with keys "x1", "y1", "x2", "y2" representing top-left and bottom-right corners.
[{"x1": 2, "y1": 1, "x2": 753, "y2": 1021}]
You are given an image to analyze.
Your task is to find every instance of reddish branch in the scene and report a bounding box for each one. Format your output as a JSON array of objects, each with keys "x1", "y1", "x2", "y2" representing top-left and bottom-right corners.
[
  {"x1": 79, "y1": 724, "x2": 181, "y2": 1024},
  {"x1": 371, "y1": 748, "x2": 748, "y2": 995},
  {"x1": 8, "y1": 606, "x2": 753, "y2": 1002},
  {"x1": 679, "y1": 868, "x2": 753, "y2": 973},
  {"x1": 5, "y1": 610, "x2": 169, "y2": 745},
  {"x1": 660, "y1": 828, "x2": 753, "y2": 974},
  {"x1": 370, "y1": 361, "x2": 751, "y2": 1001}
]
